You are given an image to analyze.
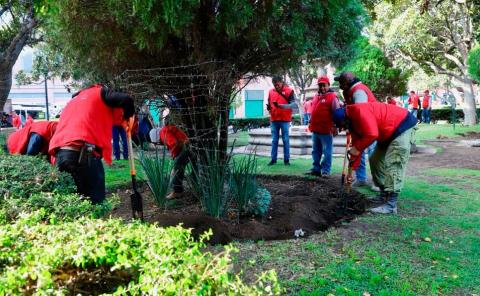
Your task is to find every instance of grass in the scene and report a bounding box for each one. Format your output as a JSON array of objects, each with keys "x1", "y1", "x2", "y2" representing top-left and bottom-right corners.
[
  {"x1": 415, "y1": 123, "x2": 480, "y2": 144},
  {"x1": 228, "y1": 131, "x2": 249, "y2": 147},
  {"x1": 104, "y1": 124, "x2": 480, "y2": 295},
  {"x1": 104, "y1": 159, "x2": 145, "y2": 190}
]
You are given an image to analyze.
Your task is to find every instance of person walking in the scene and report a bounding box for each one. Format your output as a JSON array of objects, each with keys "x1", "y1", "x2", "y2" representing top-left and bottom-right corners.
[
  {"x1": 334, "y1": 72, "x2": 377, "y2": 188},
  {"x1": 307, "y1": 76, "x2": 340, "y2": 177},
  {"x1": 112, "y1": 109, "x2": 129, "y2": 160},
  {"x1": 266, "y1": 75, "x2": 297, "y2": 166},
  {"x1": 421, "y1": 90, "x2": 432, "y2": 124},
  {"x1": 48, "y1": 84, "x2": 134, "y2": 204},
  {"x1": 408, "y1": 91, "x2": 420, "y2": 119},
  {"x1": 333, "y1": 102, "x2": 417, "y2": 214}
]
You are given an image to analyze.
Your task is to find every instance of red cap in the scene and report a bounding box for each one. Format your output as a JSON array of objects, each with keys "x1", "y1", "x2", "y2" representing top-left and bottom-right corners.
[{"x1": 317, "y1": 76, "x2": 330, "y2": 85}]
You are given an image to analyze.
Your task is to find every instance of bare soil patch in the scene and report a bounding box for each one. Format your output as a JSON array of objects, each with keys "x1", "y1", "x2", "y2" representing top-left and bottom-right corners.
[{"x1": 110, "y1": 175, "x2": 366, "y2": 244}]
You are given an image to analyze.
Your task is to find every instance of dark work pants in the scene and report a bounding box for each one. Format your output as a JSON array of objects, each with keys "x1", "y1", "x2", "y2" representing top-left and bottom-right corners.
[
  {"x1": 55, "y1": 149, "x2": 106, "y2": 204},
  {"x1": 26, "y1": 133, "x2": 45, "y2": 156},
  {"x1": 172, "y1": 148, "x2": 191, "y2": 193},
  {"x1": 112, "y1": 125, "x2": 128, "y2": 160}
]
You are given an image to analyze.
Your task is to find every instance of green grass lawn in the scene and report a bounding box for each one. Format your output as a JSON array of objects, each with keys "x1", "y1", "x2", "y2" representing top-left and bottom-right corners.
[{"x1": 104, "y1": 124, "x2": 480, "y2": 295}]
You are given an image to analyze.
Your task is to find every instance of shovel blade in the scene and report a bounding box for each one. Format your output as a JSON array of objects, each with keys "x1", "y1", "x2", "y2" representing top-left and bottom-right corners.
[{"x1": 131, "y1": 191, "x2": 144, "y2": 220}]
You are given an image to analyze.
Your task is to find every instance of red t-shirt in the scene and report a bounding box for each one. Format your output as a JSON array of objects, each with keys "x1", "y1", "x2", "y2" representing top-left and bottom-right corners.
[{"x1": 159, "y1": 125, "x2": 189, "y2": 158}]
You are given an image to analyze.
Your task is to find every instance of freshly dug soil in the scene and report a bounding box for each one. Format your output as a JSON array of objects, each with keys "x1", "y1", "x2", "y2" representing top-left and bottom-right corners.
[{"x1": 110, "y1": 175, "x2": 366, "y2": 244}]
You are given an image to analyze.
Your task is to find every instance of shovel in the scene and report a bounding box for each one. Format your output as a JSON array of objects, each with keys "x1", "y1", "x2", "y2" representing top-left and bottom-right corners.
[
  {"x1": 339, "y1": 133, "x2": 352, "y2": 212},
  {"x1": 126, "y1": 117, "x2": 144, "y2": 220}
]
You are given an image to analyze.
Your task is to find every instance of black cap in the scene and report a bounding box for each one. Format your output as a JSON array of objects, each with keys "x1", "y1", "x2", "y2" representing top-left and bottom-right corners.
[{"x1": 334, "y1": 72, "x2": 355, "y2": 82}]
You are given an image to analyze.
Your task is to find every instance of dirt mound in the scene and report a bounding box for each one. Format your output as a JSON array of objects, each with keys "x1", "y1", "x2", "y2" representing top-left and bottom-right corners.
[{"x1": 110, "y1": 175, "x2": 366, "y2": 244}]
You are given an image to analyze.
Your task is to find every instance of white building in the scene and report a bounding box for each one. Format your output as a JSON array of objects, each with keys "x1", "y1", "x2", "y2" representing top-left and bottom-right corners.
[{"x1": 2, "y1": 47, "x2": 73, "y2": 119}]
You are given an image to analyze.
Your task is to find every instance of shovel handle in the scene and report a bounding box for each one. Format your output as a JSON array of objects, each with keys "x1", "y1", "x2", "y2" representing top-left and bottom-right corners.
[{"x1": 126, "y1": 117, "x2": 136, "y2": 176}]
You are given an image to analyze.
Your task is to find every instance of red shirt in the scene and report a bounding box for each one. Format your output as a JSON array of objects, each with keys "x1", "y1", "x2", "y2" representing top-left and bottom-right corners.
[
  {"x1": 159, "y1": 125, "x2": 189, "y2": 158},
  {"x1": 409, "y1": 94, "x2": 420, "y2": 109},
  {"x1": 7, "y1": 121, "x2": 58, "y2": 154},
  {"x1": 347, "y1": 102, "x2": 409, "y2": 169},
  {"x1": 422, "y1": 95, "x2": 431, "y2": 109},
  {"x1": 309, "y1": 91, "x2": 338, "y2": 134},
  {"x1": 268, "y1": 85, "x2": 294, "y2": 122},
  {"x1": 303, "y1": 100, "x2": 314, "y2": 114}
]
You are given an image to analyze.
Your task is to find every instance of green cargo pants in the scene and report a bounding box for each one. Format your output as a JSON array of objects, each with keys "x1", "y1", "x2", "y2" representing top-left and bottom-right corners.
[{"x1": 369, "y1": 127, "x2": 416, "y2": 193}]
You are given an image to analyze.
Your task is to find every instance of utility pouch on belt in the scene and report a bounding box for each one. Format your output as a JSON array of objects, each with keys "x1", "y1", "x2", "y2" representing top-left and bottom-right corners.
[{"x1": 78, "y1": 143, "x2": 96, "y2": 165}]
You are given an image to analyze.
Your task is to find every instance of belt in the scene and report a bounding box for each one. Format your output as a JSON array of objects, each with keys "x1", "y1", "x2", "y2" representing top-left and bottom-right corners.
[{"x1": 60, "y1": 146, "x2": 81, "y2": 152}]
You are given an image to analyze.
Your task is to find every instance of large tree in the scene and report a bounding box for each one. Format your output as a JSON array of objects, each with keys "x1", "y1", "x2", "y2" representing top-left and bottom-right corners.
[
  {"x1": 40, "y1": 0, "x2": 366, "y2": 154},
  {"x1": 0, "y1": 0, "x2": 40, "y2": 110},
  {"x1": 371, "y1": 0, "x2": 479, "y2": 124}
]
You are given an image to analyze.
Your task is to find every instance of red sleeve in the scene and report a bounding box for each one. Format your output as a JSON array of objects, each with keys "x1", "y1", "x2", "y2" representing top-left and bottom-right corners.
[{"x1": 349, "y1": 108, "x2": 378, "y2": 170}]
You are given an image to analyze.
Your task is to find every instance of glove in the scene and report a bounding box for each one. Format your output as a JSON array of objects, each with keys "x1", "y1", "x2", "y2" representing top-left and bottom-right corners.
[
  {"x1": 266, "y1": 104, "x2": 271, "y2": 111},
  {"x1": 273, "y1": 101, "x2": 279, "y2": 108}
]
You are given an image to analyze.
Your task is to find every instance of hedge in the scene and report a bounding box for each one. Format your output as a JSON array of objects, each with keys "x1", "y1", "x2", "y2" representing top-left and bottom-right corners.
[
  {"x1": 230, "y1": 108, "x2": 480, "y2": 129},
  {"x1": 0, "y1": 213, "x2": 281, "y2": 295}
]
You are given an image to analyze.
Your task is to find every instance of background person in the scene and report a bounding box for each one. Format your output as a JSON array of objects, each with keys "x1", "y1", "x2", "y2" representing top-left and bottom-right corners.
[
  {"x1": 307, "y1": 76, "x2": 340, "y2": 177},
  {"x1": 266, "y1": 75, "x2": 297, "y2": 166},
  {"x1": 7, "y1": 121, "x2": 58, "y2": 156},
  {"x1": 421, "y1": 90, "x2": 432, "y2": 124}
]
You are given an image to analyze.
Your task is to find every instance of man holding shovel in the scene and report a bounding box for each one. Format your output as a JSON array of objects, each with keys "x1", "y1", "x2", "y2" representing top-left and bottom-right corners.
[
  {"x1": 333, "y1": 102, "x2": 417, "y2": 214},
  {"x1": 49, "y1": 84, "x2": 134, "y2": 204}
]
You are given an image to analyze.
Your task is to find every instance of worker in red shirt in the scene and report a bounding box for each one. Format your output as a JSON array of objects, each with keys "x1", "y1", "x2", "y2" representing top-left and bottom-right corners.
[
  {"x1": 387, "y1": 96, "x2": 397, "y2": 106},
  {"x1": 307, "y1": 76, "x2": 340, "y2": 177},
  {"x1": 11, "y1": 112, "x2": 21, "y2": 129},
  {"x1": 49, "y1": 84, "x2": 134, "y2": 204},
  {"x1": 303, "y1": 97, "x2": 314, "y2": 125},
  {"x1": 408, "y1": 91, "x2": 420, "y2": 119},
  {"x1": 421, "y1": 90, "x2": 432, "y2": 124},
  {"x1": 156, "y1": 118, "x2": 190, "y2": 199},
  {"x1": 333, "y1": 102, "x2": 417, "y2": 214},
  {"x1": 7, "y1": 121, "x2": 58, "y2": 156},
  {"x1": 25, "y1": 113, "x2": 34, "y2": 126}
]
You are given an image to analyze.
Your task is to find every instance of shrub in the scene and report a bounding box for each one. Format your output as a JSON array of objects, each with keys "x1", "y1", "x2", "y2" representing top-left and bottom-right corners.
[
  {"x1": 0, "y1": 192, "x2": 119, "y2": 223},
  {"x1": 138, "y1": 147, "x2": 174, "y2": 208},
  {"x1": 230, "y1": 154, "x2": 259, "y2": 214},
  {"x1": 246, "y1": 187, "x2": 271, "y2": 216},
  {"x1": 0, "y1": 213, "x2": 281, "y2": 295},
  {"x1": 189, "y1": 150, "x2": 232, "y2": 218},
  {"x1": 0, "y1": 155, "x2": 75, "y2": 198}
]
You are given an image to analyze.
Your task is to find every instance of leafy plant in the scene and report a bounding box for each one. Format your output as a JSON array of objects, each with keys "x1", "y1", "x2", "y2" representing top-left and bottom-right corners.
[
  {"x1": 230, "y1": 153, "x2": 259, "y2": 214},
  {"x1": 0, "y1": 155, "x2": 76, "y2": 198},
  {"x1": 246, "y1": 187, "x2": 271, "y2": 216},
  {"x1": 0, "y1": 213, "x2": 281, "y2": 295},
  {"x1": 137, "y1": 147, "x2": 174, "y2": 208},
  {"x1": 188, "y1": 150, "x2": 232, "y2": 218},
  {"x1": 0, "y1": 192, "x2": 119, "y2": 224}
]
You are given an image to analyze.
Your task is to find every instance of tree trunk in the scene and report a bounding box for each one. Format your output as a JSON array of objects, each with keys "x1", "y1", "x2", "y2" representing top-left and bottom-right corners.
[
  {"x1": 0, "y1": 69, "x2": 12, "y2": 112},
  {"x1": 460, "y1": 76, "x2": 477, "y2": 125}
]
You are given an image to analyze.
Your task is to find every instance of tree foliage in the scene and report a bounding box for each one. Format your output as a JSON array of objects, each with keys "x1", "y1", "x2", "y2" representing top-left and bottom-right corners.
[
  {"x1": 467, "y1": 45, "x2": 480, "y2": 82},
  {"x1": 340, "y1": 37, "x2": 409, "y2": 99},
  {"x1": 0, "y1": 0, "x2": 40, "y2": 110},
  {"x1": 39, "y1": 0, "x2": 367, "y2": 82},
  {"x1": 371, "y1": 0, "x2": 479, "y2": 124}
]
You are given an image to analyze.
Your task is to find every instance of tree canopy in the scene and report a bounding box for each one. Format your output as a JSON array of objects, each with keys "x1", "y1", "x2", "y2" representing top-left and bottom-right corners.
[
  {"x1": 370, "y1": 0, "x2": 479, "y2": 124},
  {"x1": 339, "y1": 37, "x2": 409, "y2": 99},
  {"x1": 467, "y1": 45, "x2": 480, "y2": 82},
  {"x1": 0, "y1": 0, "x2": 40, "y2": 110},
  {"x1": 39, "y1": 0, "x2": 367, "y2": 83}
]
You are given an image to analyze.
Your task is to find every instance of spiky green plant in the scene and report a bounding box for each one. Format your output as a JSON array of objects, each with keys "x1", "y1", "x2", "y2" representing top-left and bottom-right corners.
[
  {"x1": 230, "y1": 153, "x2": 258, "y2": 214},
  {"x1": 188, "y1": 149, "x2": 232, "y2": 218},
  {"x1": 138, "y1": 146, "x2": 174, "y2": 208}
]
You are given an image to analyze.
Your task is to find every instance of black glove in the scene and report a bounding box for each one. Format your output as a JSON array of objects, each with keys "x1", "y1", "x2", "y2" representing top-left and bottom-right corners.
[
  {"x1": 266, "y1": 104, "x2": 271, "y2": 111},
  {"x1": 273, "y1": 101, "x2": 279, "y2": 108}
]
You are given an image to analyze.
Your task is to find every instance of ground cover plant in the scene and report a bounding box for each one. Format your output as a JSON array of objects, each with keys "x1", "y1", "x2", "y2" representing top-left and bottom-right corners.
[{"x1": 0, "y1": 212, "x2": 281, "y2": 295}]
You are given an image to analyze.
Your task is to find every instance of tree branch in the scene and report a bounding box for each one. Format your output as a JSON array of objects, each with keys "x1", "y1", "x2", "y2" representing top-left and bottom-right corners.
[
  {"x1": 424, "y1": 61, "x2": 463, "y2": 81},
  {"x1": 443, "y1": 52, "x2": 466, "y2": 73},
  {"x1": 0, "y1": 1, "x2": 12, "y2": 18}
]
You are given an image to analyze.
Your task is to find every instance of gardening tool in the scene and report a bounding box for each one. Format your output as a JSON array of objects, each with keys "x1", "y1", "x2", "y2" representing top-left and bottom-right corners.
[
  {"x1": 126, "y1": 116, "x2": 144, "y2": 220},
  {"x1": 339, "y1": 133, "x2": 352, "y2": 212}
]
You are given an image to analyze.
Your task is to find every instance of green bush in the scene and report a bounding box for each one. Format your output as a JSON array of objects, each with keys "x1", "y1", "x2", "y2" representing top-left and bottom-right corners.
[
  {"x1": 230, "y1": 115, "x2": 301, "y2": 131},
  {"x1": 138, "y1": 147, "x2": 174, "y2": 208},
  {"x1": 429, "y1": 108, "x2": 480, "y2": 123},
  {"x1": 0, "y1": 193, "x2": 119, "y2": 223},
  {"x1": 0, "y1": 213, "x2": 281, "y2": 295},
  {"x1": 0, "y1": 155, "x2": 76, "y2": 198}
]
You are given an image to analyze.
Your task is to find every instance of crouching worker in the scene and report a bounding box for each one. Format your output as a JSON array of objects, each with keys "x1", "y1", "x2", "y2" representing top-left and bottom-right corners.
[
  {"x1": 333, "y1": 102, "x2": 417, "y2": 214},
  {"x1": 7, "y1": 121, "x2": 58, "y2": 156},
  {"x1": 48, "y1": 84, "x2": 134, "y2": 204},
  {"x1": 152, "y1": 120, "x2": 190, "y2": 200}
]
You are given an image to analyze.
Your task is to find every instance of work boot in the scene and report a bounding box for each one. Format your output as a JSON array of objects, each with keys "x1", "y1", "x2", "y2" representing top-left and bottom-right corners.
[
  {"x1": 321, "y1": 172, "x2": 330, "y2": 178},
  {"x1": 305, "y1": 170, "x2": 322, "y2": 176},
  {"x1": 268, "y1": 160, "x2": 277, "y2": 166},
  {"x1": 367, "y1": 191, "x2": 387, "y2": 206},
  {"x1": 369, "y1": 192, "x2": 398, "y2": 214}
]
